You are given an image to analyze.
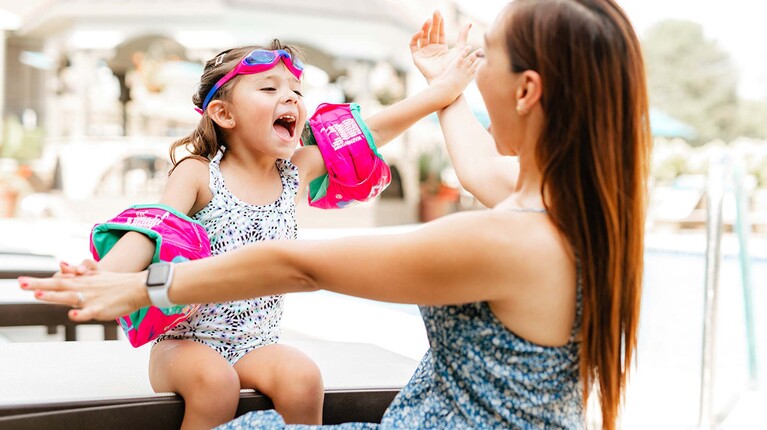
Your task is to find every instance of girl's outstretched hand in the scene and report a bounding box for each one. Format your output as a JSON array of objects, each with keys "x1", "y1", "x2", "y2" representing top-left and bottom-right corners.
[
  {"x1": 410, "y1": 10, "x2": 472, "y2": 83},
  {"x1": 54, "y1": 259, "x2": 99, "y2": 277},
  {"x1": 19, "y1": 270, "x2": 149, "y2": 322}
]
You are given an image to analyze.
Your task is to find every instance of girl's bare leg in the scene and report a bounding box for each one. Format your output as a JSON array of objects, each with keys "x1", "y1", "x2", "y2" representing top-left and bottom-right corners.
[
  {"x1": 150, "y1": 340, "x2": 241, "y2": 430},
  {"x1": 234, "y1": 344, "x2": 324, "y2": 424}
]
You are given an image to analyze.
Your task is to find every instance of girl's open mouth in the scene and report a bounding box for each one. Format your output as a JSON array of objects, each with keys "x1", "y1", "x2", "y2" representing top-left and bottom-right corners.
[{"x1": 274, "y1": 115, "x2": 296, "y2": 140}]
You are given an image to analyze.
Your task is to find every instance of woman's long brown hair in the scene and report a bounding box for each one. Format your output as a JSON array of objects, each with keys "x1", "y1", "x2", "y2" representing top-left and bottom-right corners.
[
  {"x1": 168, "y1": 40, "x2": 302, "y2": 172},
  {"x1": 505, "y1": 0, "x2": 650, "y2": 427}
]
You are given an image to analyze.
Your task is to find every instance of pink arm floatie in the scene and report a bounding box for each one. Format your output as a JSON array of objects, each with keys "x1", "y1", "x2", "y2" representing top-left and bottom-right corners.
[
  {"x1": 89, "y1": 204, "x2": 211, "y2": 347},
  {"x1": 301, "y1": 103, "x2": 391, "y2": 209}
]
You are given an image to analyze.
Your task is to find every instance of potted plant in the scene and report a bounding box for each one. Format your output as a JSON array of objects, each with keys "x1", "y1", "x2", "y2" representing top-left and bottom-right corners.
[{"x1": 417, "y1": 149, "x2": 459, "y2": 222}]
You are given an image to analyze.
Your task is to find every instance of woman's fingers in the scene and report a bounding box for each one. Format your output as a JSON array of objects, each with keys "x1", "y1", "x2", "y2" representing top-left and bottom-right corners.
[
  {"x1": 410, "y1": 30, "x2": 423, "y2": 53},
  {"x1": 429, "y1": 11, "x2": 441, "y2": 44},
  {"x1": 420, "y1": 19, "x2": 431, "y2": 46},
  {"x1": 19, "y1": 275, "x2": 72, "y2": 292},
  {"x1": 20, "y1": 271, "x2": 146, "y2": 322},
  {"x1": 32, "y1": 289, "x2": 81, "y2": 307},
  {"x1": 20, "y1": 276, "x2": 59, "y2": 292},
  {"x1": 437, "y1": 13, "x2": 446, "y2": 45},
  {"x1": 69, "y1": 307, "x2": 96, "y2": 322}
]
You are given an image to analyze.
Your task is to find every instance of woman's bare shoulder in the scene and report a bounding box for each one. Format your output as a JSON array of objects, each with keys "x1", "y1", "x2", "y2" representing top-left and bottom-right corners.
[
  {"x1": 475, "y1": 208, "x2": 570, "y2": 254},
  {"x1": 424, "y1": 208, "x2": 572, "y2": 279}
]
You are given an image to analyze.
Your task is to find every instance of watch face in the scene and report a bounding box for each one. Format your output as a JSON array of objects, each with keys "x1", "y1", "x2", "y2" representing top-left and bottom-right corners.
[{"x1": 147, "y1": 263, "x2": 171, "y2": 286}]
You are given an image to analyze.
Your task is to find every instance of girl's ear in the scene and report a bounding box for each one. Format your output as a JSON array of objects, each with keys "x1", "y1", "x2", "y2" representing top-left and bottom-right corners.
[{"x1": 207, "y1": 100, "x2": 236, "y2": 129}]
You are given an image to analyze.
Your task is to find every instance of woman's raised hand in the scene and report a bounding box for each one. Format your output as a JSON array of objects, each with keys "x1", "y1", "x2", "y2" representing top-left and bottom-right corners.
[
  {"x1": 410, "y1": 10, "x2": 472, "y2": 84},
  {"x1": 428, "y1": 45, "x2": 482, "y2": 106}
]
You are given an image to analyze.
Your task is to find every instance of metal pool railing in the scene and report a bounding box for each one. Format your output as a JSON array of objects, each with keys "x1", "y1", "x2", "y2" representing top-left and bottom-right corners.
[{"x1": 698, "y1": 153, "x2": 759, "y2": 429}]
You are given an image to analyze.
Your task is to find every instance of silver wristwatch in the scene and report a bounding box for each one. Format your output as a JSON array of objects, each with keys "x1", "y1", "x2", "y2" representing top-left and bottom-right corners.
[{"x1": 145, "y1": 262, "x2": 176, "y2": 308}]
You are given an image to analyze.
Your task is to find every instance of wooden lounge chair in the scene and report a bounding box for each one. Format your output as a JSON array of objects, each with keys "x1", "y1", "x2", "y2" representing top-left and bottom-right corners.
[{"x1": 0, "y1": 339, "x2": 418, "y2": 429}]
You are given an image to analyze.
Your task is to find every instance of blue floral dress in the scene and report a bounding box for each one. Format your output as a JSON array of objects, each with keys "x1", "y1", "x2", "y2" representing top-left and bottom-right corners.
[{"x1": 217, "y1": 285, "x2": 584, "y2": 429}]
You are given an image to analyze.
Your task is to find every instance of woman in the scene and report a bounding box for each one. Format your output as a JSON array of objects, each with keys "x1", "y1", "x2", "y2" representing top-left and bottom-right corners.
[{"x1": 22, "y1": 0, "x2": 649, "y2": 428}]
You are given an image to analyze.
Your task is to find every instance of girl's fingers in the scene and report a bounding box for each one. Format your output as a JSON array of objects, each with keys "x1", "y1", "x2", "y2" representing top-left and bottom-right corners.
[
  {"x1": 468, "y1": 57, "x2": 480, "y2": 75},
  {"x1": 464, "y1": 48, "x2": 482, "y2": 64},
  {"x1": 55, "y1": 259, "x2": 98, "y2": 277},
  {"x1": 54, "y1": 261, "x2": 75, "y2": 278},
  {"x1": 76, "y1": 259, "x2": 98, "y2": 275},
  {"x1": 451, "y1": 46, "x2": 472, "y2": 67}
]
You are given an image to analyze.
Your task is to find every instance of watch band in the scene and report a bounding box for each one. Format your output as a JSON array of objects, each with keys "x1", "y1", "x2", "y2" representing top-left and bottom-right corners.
[{"x1": 146, "y1": 262, "x2": 176, "y2": 308}]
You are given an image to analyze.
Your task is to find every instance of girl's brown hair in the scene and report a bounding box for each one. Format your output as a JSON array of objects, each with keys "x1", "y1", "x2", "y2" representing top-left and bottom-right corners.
[
  {"x1": 505, "y1": 0, "x2": 650, "y2": 427},
  {"x1": 169, "y1": 40, "x2": 302, "y2": 171}
]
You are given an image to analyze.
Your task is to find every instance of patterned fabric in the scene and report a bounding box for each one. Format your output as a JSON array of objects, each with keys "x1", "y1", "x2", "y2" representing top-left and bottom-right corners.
[
  {"x1": 217, "y1": 284, "x2": 584, "y2": 429},
  {"x1": 155, "y1": 148, "x2": 300, "y2": 365}
]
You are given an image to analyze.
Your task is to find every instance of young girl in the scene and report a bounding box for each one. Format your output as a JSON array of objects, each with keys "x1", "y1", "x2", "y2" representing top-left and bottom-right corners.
[{"x1": 61, "y1": 40, "x2": 480, "y2": 429}]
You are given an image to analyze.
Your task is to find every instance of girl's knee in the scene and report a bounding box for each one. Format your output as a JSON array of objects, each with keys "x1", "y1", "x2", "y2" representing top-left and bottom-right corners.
[
  {"x1": 188, "y1": 364, "x2": 241, "y2": 399},
  {"x1": 282, "y1": 361, "x2": 324, "y2": 400},
  {"x1": 181, "y1": 367, "x2": 241, "y2": 428}
]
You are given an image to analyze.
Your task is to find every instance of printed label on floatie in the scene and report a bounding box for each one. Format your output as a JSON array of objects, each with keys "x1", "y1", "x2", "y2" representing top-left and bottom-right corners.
[
  {"x1": 125, "y1": 210, "x2": 170, "y2": 230},
  {"x1": 321, "y1": 118, "x2": 364, "y2": 151}
]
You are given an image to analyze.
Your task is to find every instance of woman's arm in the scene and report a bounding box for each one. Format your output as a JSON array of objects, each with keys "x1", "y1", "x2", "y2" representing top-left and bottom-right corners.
[
  {"x1": 363, "y1": 63, "x2": 474, "y2": 150},
  {"x1": 174, "y1": 210, "x2": 519, "y2": 305},
  {"x1": 24, "y1": 210, "x2": 537, "y2": 321},
  {"x1": 292, "y1": 48, "x2": 479, "y2": 188},
  {"x1": 436, "y1": 95, "x2": 518, "y2": 208},
  {"x1": 410, "y1": 12, "x2": 518, "y2": 208}
]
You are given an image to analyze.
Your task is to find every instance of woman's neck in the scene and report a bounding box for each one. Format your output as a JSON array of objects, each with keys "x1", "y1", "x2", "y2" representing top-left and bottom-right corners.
[
  {"x1": 507, "y1": 145, "x2": 546, "y2": 209},
  {"x1": 505, "y1": 106, "x2": 547, "y2": 208}
]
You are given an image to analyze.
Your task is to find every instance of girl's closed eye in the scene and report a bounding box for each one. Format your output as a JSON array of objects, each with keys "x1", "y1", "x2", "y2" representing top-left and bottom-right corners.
[
  {"x1": 293, "y1": 90, "x2": 303, "y2": 97},
  {"x1": 261, "y1": 87, "x2": 277, "y2": 92}
]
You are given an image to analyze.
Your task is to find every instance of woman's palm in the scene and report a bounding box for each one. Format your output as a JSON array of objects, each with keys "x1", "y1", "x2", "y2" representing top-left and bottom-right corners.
[
  {"x1": 410, "y1": 11, "x2": 471, "y2": 83},
  {"x1": 412, "y1": 44, "x2": 456, "y2": 83}
]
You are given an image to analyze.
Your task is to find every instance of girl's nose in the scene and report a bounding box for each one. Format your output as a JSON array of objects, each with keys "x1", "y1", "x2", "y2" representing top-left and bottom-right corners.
[{"x1": 282, "y1": 89, "x2": 298, "y2": 104}]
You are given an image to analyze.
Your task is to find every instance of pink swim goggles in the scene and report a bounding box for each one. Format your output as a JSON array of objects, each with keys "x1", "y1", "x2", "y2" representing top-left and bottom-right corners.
[{"x1": 198, "y1": 49, "x2": 304, "y2": 114}]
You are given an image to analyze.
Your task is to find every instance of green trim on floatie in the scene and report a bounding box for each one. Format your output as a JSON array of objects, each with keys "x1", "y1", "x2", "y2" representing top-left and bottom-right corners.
[
  {"x1": 92, "y1": 224, "x2": 163, "y2": 264},
  {"x1": 349, "y1": 103, "x2": 383, "y2": 159}
]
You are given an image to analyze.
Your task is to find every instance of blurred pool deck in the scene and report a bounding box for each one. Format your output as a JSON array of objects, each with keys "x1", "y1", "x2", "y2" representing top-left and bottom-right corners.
[{"x1": 1, "y1": 217, "x2": 766, "y2": 429}]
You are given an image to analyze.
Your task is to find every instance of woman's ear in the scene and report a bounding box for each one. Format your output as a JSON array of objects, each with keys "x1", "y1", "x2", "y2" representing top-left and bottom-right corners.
[
  {"x1": 515, "y1": 70, "x2": 542, "y2": 116},
  {"x1": 207, "y1": 100, "x2": 236, "y2": 129}
]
